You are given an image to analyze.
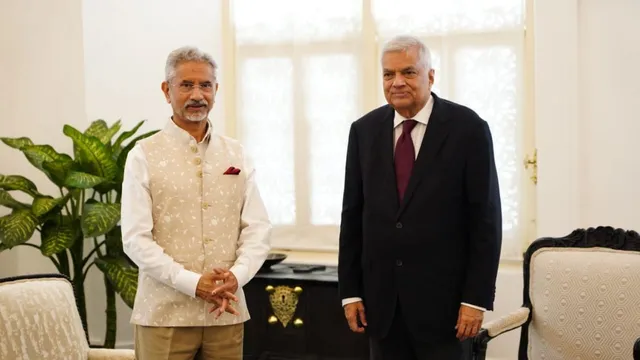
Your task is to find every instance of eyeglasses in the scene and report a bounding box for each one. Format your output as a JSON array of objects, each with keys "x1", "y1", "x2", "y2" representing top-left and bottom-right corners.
[{"x1": 173, "y1": 82, "x2": 215, "y2": 94}]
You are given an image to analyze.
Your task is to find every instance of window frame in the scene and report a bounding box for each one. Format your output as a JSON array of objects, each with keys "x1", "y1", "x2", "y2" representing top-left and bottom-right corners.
[{"x1": 221, "y1": 0, "x2": 536, "y2": 259}]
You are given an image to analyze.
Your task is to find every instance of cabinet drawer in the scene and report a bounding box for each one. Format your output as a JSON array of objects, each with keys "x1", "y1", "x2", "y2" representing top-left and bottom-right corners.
[{"x1": 242, "y1": 265, "x2": 369, "y2": 359}]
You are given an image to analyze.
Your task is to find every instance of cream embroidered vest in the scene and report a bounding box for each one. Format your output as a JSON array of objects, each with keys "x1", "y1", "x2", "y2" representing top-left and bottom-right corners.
[{"x1": 130, "y1": 119, "x2": 250, "y2": 327}]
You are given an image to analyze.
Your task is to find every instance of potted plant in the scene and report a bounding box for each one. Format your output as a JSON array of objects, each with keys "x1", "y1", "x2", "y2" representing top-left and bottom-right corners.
[{"x1": 0, "y1": 119, "x2": 157, "y2": 348}]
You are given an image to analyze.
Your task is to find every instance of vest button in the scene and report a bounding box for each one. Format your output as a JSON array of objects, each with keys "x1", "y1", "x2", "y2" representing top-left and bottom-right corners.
[
  {"x1": 202, "y1": 202, "x2": 209, "y2": 209},
  {"x1": 196, "y1": 170, "x2": 203, "y2": 178},
  {"x1": 190, "y1": 146, "x2": 198, "y2": 153},
  {"x1": 396, "y1": 222, "x2": 403, "y2": 229},
  {"x1": 396, "y1": 260, "x2": 403, "y2": 267},
  {"x1": 194, "y1": 158, "x2": 202, "y2": 165}
]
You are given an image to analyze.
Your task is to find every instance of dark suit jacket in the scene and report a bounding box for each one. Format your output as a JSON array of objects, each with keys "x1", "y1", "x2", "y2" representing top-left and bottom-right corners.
[{"x1": 338, "y1": 93, "x2": 502, "y2": 341}]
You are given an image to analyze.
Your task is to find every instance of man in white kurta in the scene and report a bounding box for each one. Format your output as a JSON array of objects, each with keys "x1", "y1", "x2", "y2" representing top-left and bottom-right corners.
[{"x1": 121, "y1": 46, "x2": 271, "y2": 359}]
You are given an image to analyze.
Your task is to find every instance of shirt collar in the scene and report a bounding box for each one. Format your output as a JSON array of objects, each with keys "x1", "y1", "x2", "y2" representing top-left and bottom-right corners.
[
  {"x1": 163, "y1": 117, "x2": 212, "y2": 145},
  {"x1": 393, "y1": 94, "x2": 434, "y2": 129}
]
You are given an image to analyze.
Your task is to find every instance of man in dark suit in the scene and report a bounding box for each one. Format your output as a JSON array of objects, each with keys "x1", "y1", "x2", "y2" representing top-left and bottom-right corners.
[{"x1": 338, "y1": 35, "x2": 502, "y2": 359}]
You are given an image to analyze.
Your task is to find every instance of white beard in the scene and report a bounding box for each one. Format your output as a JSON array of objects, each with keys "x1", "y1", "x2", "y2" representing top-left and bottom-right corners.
[{"x1": 184, "y1": 110, "x2": 207, "y2": 122}]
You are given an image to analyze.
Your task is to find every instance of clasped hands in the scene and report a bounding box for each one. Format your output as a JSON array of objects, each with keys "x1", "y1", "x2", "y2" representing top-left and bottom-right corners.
[
  {"x1": 344, "y1": 302, "x2": 483, "y2": 340},
  {"x1": 196, "y1": 268, "x2": 240, "y2": 318}
]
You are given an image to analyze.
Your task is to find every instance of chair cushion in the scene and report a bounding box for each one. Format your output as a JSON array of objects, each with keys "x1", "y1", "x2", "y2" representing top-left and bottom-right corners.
[
  {"x1": 528, "y1": 247, "x2": 640, "y2": 359},
  {"x1": 0, "y1": 276, "x2": 89, "y2": 360}
]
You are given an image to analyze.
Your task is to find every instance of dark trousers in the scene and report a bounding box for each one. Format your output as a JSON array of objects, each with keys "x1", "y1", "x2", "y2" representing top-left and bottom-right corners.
[{"x1": 369, "y1": 303, "x2": 465, "y2": 360}]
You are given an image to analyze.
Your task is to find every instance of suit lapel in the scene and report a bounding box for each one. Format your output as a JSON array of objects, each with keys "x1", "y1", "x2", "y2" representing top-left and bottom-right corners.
[
  {"x1": 396, "y1": 94, "x2": 450, "y2": 218},
  {"x1": 372, "y1": 107, "x2": 399, "y2": 209}
]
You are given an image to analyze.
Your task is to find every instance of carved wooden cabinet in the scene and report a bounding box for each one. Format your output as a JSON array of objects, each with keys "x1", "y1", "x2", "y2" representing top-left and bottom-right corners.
[{"x1": 243, "y1": 264, "x2": 369, "y2": 359}]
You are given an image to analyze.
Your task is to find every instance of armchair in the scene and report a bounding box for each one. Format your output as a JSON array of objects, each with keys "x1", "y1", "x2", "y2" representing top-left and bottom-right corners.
[
  {"x1": 472, "y1": 226, "x2": 640, "y2": 360},
  {"x1": 0, "y1": 273, "x2": 134, "y2": 360}
]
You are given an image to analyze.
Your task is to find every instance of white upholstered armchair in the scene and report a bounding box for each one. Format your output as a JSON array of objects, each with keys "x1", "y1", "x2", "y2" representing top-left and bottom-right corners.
[
  {"x1": 471, "y1": 227, "x2": 640, "y2": 360},
  {"x1": 0, "y1": 273, "x2": 134, "y2": 360}
]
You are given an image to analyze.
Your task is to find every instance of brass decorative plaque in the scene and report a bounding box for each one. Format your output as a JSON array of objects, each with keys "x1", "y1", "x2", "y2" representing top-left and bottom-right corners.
[{"x1": 266, "y1": 285, "x2": 302, "y2": 327}]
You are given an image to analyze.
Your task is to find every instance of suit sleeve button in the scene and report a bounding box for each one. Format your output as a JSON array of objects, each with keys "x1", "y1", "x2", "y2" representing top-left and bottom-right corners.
[
  {"x1": 396, "y1": 222, "x2": 403, "y2": 229},
  {"x1": 396, "y1": 260, "x2": 403, "y2": 266}
]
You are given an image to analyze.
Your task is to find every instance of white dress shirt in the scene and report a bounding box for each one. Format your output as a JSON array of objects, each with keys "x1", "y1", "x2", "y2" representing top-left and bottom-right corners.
[
  {"x1": 341, "y1": 96, "x2": 486, "y2": 312},
  {"x1": 121, "y1": 122, "x2": 271, "y2": 298}
]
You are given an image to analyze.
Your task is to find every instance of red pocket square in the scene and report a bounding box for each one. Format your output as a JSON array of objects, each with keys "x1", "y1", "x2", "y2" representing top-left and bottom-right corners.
[{"x1": 224, "y1": 166, "x2": 241, "y2": 175}]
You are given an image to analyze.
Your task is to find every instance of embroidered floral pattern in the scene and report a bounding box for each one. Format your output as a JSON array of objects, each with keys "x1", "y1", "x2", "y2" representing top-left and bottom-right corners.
[{"x1": 131, "y1": 120, "x2": 249, "y2": 327}]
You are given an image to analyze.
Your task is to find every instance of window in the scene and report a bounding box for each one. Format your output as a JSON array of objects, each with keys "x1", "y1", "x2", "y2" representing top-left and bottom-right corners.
[{"x1": 227, "y1": 0, "x2": 530, "y2": 259}]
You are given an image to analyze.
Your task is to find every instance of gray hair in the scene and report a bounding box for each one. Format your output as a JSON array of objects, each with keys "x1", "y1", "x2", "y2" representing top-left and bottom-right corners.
[
  {"x1": 165, "y1": 46, "x2": 218, "y2": 82},
  {"x1": 381, "y1": 35, "x2": 432, "y2": 70}
]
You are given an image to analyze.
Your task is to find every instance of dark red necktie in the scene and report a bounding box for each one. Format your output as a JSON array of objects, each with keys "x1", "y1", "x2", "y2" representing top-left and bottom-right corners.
[{"x1": 395, "y1": 119, "x2": 417, "y2": 201}]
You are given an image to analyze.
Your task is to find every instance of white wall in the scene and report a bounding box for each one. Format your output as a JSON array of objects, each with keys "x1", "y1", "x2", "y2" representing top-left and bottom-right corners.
[
  {"x1": 82, "y1": 0, "x2": 227, "y2": 134},
  {"x1": 577, "y1": 0, "x2": 640, "y2": 227},
  {"x1": 535, "y1": 0, "x2": 640, "y2": 237},
  {"x1": 0, "y1": 0, "x2": 86, "y2": 278},
  {"x1": 1, "y1": 0, "x2": 639, "y2": 356},
  {"x1": 490, "y1": 0, "x2": 640, "y2": 359}
]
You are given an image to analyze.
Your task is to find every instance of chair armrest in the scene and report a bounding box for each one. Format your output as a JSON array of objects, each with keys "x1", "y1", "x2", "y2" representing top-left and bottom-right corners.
[
  {"x1": 88, "y1": 348, "x2": 135, "y2": 360},
  {"x1": 634, "y1": 336, "x2": 640, "y2": 360},
  {"x1": 483, "y1": 306, "x2": 530, "y2": 338},
  {"x1": 471, "y1": 306, "x2": 530, "y2": 359},
  {"x1": 473, "y1": 305, "x2": 530, "y2": 353}
]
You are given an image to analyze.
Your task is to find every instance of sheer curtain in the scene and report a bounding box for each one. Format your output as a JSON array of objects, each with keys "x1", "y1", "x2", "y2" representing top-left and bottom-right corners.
[{"x1": 230, "y1": 0, "x2": 528, "y2": 259}]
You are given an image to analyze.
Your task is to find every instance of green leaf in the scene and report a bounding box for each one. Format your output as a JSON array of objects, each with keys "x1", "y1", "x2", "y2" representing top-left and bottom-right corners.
[
  {"x1": 113, "y1": 129, "x2": 159, "y2": 186},
  {"x1": 85, "y1": 119, "x2": 122, "y2": 145},
  {"x1": 0, "y1": 209, "x2": 38, "y2": 247},
  {"x1": 94, "y1": 181, "x2": 119, "y2": 195},
  {"x1": 63, "y1": 125, "x2": 118, "y2": 180},
  {"x1": 42, "y1": 159, "x2": 75, "y2": 186},
  {"x1": 21, "y1": 145, "x2": 73, "y2": 186},
  {"x1": 0, "y1": 190, "x2": 30, "y2": 210},
  {"x1": 64, "y1": 171, "x2": 106, "y2": 189},
  {"x1": 0, "y1": 242, "x2": 8, "y2": 253},
  {"x1": 104, "y1": 121, "x2": 122, "y2": 144},
  {"x1": 116, "y1": 130, "x2": 160, "y2": 169},
  {"x1": 1, "y1": 137, "x2": 34, "y2": 150},
  {"x1": 81, "y1": 200, "x2": 121, "y2": 237},
  {"x1": 95, "y1": 257, "x2": 138, "y2": 308},
  {"x1": 85, "y1": 120, "x2": 109, "y2": 138},
  {"x1": 0, "y1": 175, "x2": 38, "y2": 197},
  {"x1": 113, "y1": 120, "x2": 146, "y2": 156},
  {"x1": 32, "y1": 196, "x2": 57, "y2": 216},
  {"x1": 22, "y1": 144, "x2": 72, "y2": 170},
  {"x1": 40, "y1": 218, "x2": 77, "y2": 256},
  {"x1": 105, "y1": 225, "x2": 124, "y2": 257},
  {"x1": 32, "y1": 194, "x2": 69, "y2": 217}
]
